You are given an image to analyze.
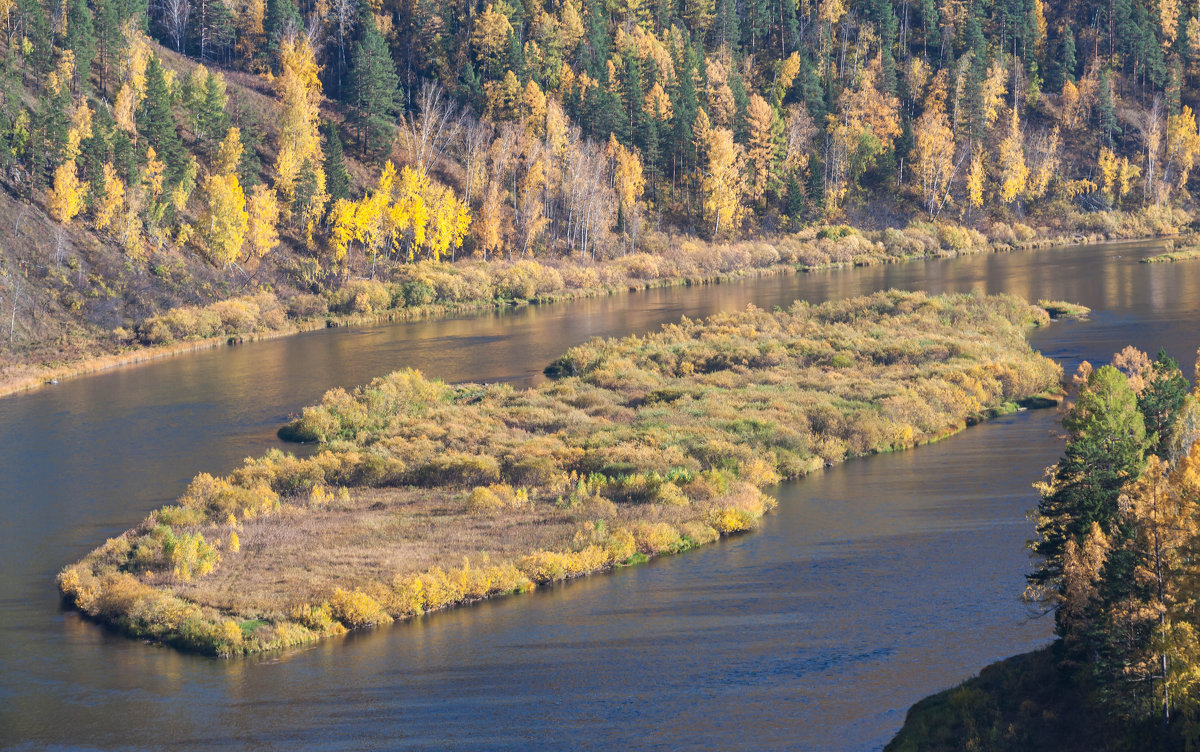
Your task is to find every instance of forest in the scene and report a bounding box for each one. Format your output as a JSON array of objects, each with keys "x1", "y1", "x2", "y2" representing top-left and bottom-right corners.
[{"x1": 1, "y1": 0, "x2": 1199, "y2": 388}]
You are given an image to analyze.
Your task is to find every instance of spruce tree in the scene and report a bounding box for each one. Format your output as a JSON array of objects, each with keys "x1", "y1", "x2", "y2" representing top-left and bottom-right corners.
[
  {"x1": 65, "y1": 0, "x2": 96, "y2": 94},
  {"x1": 136, "y1": 56, "x2": 184, "y2": 179},
  {"x1": 323, "y1": 122, "x2": 351, "y2": 202},
  {"x1": 1029, "y1": 365, "x2": 1149, "y2": 638},
  {"x1": 350, "y1": 15, "x2": 401, "y2": 156}
]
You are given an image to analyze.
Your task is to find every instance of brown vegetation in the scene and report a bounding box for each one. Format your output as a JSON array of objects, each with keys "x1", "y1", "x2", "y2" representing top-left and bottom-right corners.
[{"x1": 59, "y1": 291, "x2": 1062, "y2": 655}]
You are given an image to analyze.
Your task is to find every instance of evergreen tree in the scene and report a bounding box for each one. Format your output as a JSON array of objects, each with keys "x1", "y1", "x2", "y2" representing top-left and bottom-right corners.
[
  {"x1": 265, "y1": 0, "x2": 302, "y2": 62},
  {"x1": 1139, "y1": 352, "x2": 1190, "y2": 460},
  {"x1": 1029, "y1": 365, "x2": 1149, "y2": 639},
  {"x1": 136, "y1": 56, "x2": 184, "y2": 179},
  {"x1": 1097, "y1": 69, "x2": 1120, "y2": 144},
  {"x1": 323, "y1": 122, "x2": 351, "y2": 201},
  {"x1": 350, "y1": 14, "x2": 401, "y2": 156},
  {"x1": 65, "y1": 0, "x2": 97, "y2": 94}
]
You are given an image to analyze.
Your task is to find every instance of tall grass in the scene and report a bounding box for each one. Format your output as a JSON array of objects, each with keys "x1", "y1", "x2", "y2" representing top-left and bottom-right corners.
[{"x1": 60, "y1": 290, "x2": 1062, "y2": 655}]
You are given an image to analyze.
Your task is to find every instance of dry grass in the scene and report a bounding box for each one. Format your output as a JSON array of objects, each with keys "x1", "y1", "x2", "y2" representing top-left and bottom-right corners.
[{"x1": 58, "y1": 291, "x2": 1063, "y2": 656}]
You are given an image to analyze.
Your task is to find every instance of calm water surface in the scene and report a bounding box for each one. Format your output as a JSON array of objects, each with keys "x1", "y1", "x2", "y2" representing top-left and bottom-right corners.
[{"x1": 2, "y1": 239, "x2": 1196, "y2": 750}]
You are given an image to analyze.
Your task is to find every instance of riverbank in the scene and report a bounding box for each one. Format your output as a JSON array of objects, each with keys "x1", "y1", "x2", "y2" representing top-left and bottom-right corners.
[
  {"x1": 0, "y1": 219, "x2": 1145, "y2": 400},
  {"x1": 886, "y1": 645, "x2": 1180, "y2": 751},
  {"x1": 57, "y1": 290, "x2": 1063, "y2": 656}
]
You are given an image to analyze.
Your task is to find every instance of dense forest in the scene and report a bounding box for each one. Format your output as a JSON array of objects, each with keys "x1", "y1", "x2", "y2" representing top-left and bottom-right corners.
[{"x1": 1, "y1": 0, "x2": 1199, "y2": 377}]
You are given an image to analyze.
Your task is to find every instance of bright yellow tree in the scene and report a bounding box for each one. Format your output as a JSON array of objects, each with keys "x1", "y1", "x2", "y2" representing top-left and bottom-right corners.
[
  {"x1": 702, "y1": 127, "x2": 743, "y2": 237},
  {"x1": 201, "y1": 172, "x2": 249, "y2": 266},
  {"x1": 246, "y1": 184, "x2": 281, "y2": 261},
  {"x1": 48, "y1": 160, "x2": 86, "y2": 224}
]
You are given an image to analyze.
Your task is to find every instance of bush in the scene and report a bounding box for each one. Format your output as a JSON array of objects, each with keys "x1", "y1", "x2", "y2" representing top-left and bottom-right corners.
[
  {"x1": 329, "y1": 588, "x2": 393, "y2": 628},
  {"x1": 287, "y1": 294, "x2": 327, "y2": 318}
]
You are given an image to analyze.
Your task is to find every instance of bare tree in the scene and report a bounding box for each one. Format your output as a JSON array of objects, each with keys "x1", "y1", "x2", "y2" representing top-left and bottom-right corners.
[
  {"x1": 399, "y1": 81, "x2": 464, "y2": 177},
  {"x1": 460, "y1": 114, "x2": 492, "y2": 203},
  {"x1": 161, "y1": 0, "x2": 191, "y2": 53},
  {"x1": 331, "y1": 0, "x2": 357, "y2": 96}
]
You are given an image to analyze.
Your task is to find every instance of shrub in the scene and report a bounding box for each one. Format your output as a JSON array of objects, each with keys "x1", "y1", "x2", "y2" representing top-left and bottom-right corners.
[
  {"x1": 329, "y1": 588, "x2": 393, "y2": 628},
  {"x1": 287, "y1": 293, "x2": 327, "y2": 318}
]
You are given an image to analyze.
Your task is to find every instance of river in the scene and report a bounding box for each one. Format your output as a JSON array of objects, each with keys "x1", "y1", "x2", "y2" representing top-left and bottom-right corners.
[{"x1": 1, "y1": 239, "x2": 1194, "y2": 750}]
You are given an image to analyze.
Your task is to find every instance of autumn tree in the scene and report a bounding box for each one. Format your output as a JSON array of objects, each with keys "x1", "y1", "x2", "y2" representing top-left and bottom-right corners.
[
  {"x1": 702, "y1": 126, "x2": 742, "y2": 237},
  {"x1": 744, "y1": 93, "x2": 780, "y2": 208},
  {"x1": 612, "y1": 138, "x2": 644, "y2": 252},
  {"x1": 911, "y1": 107, "x2": 956, "y2": 218},
  {"x1": 48, "y1": 160, "x2": 86, "y2": 223},
  {"x1": 201, "y1": 171, "x2": 249, "y2": 266}
]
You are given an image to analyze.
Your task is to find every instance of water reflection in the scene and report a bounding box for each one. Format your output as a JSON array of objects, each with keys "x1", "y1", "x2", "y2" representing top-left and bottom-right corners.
[{"x1": 1, "y1": 239, "x2": 1194, "y2": 750}]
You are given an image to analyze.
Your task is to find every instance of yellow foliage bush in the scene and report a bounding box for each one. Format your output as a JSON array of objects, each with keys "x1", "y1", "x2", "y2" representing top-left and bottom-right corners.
[
  {"x1": 329, "y1": 588, "x2": 393, "y2": 629},
  {"x1": 633, "y1": 522, "x2": 682, "y2": 555}
]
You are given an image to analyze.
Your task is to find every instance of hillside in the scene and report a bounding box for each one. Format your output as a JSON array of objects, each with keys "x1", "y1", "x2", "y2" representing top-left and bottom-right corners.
[{"x1": 1, "y1": 0, "x2": 1198, "y2": 388}]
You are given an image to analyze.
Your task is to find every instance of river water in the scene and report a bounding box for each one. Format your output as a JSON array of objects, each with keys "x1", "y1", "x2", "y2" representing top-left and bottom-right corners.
[{"x1": 1, "y1": 239, "x2": 1195, "y2": 750}]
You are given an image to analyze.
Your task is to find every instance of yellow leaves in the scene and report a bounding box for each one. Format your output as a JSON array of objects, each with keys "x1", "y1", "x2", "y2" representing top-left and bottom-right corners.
[
  {"x1": 1167, "y1": 105, "x2": 1200, "y2": 188},
  {"x1": 1099, "y1": 146, "x2": 1120, "y2": 195},
  {"x1": 273, "y1": 35, "x2": 324, "y2": 206},
  {"x1": 47, "y1": 50, "x2": 75, "y2": 96},
  {"x1": 1098, "y1": 146, "x2": 1139, "y2": 200},
  {"x1": 228, "y1": 530, "x2": 240, "y2": 553},
  {"x1": 980, "y1": 61, "x2": 1008, "y2": 128},
  {"x1": 328, "y1": 198, "x2": 356, "y2": 263},
  {"x1": 117, "y1": 20, "x2": 151, "y2": 100},
  {"x1": 705, "y1": 57, "x2": 736, "y2": 128},
  {"x1": 48, "y1": 160, "x2": 86, "y2": 224},
  {"x1": 911, "y1": 107, "x2": 956, "y2": 217},
  {"x1": 745, "y1": 94, "x2": 777, "y2": 206},
  {"x1": 485, "y1": 69, "x2": 523, "y2": 122},
  {"x1": 328, "y1": 161, "x2": 470, "y2": 266},
  {"x1": 558, "y1": 0, "x2": 584, "y2": 49},
  {"x1": 246, "y1": 185, "x2": 281, "y2": 260},
  {"x1": 644, "y1": 82, "x2": 673, "y2": 122},
  {"x1": 997, "y1": 108, "x2": 1028, "y2": 203},
  {"x1": 817, "y1": 0, "x2": 846, "y2": 25},
  {"x1": 1162, "y1": 0, "x2": 1181, "y2": 49},
  {"x1": 521, "y1": 79, "x2": 547, "y2": 135},
  {"x1": 1061, "y1": 521, "x2": 1110, "y2": 622},
  {"x1": 113, "y1": 85, "x2": 137, "y2": 133},
  {"x1": 471, "y1": 4, "x2": 514, "y2": 62},
  {"x1": 63, "y1": 100, "x2": 93, "y2": 164},
  {"x1": 967, "y1": 150, "x2": 985, "y2": 209},
  {"x1": 774, "y1": 52, "x2": 803, "y2": 106},
  {"x1": 702, "y1": 127, "x2": 743, "y2": 237},
  {"x1": 201, "y1": 172, "x2": 249, "y2": 266},
  {"x1": 144, "y1": 147, "x2": 165, "y2": 202},
  {"x1": 93, "y1": 163, "x2": 125, "y2": 232},
  {"x1": 1031, "y1": 0, "x2": 1047, "y2": 54},
  {"x1": 612, "y1": 140, "x2": 645, "y2": 213},
  {"x1": 216, "y1": 127, "x2": 243, "y2": 176},
  {"x1": 423, "y1": 182, "x2": 471, "y2": 262}
]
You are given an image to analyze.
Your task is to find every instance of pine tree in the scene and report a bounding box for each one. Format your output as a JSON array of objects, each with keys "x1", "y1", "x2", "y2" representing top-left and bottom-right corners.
[
  {"x1": 322, "y1": 122, "x2": 351, "y2": 202},
  {"x1": 65, "y1": 0, "x2": 96, "y2": 94},
  {"x1": 350, "y1": 14, "x2": 401, "y2": 157},
  {"x1": 1029, "y1": 364, "x2": 1149, "y2": 642},
  {"x1": 136, "y1": 55, "x2": 184, "y2": 179}
]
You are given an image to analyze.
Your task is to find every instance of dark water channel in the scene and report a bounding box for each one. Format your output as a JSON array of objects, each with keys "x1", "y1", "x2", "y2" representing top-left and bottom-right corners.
[{"x1": 2, "y1": 239, "x2": 1196, "y2": 750}]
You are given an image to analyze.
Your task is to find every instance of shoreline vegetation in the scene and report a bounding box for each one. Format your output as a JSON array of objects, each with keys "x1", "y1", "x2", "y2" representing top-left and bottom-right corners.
[
  {"x1": 1037, "y1": 300, "x2": 1093, "y2": 319},
  {"x1": 58, "y1": 290, "x2": 1063, "y2": 656},
  {"x1": 0, "y1": 221, "x2": 1154, "y2": 400},
  {"x1": 891, "y1": 347, "x2": 1200, "y2": 750},
  {"x1": 1142, "y1": 247, "x2": 1200, "y2": 263}
]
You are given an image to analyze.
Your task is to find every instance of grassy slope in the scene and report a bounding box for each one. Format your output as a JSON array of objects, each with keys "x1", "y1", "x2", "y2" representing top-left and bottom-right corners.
[{"x1": 58, "y1": 290, "x2": 1062, "y2": 656}]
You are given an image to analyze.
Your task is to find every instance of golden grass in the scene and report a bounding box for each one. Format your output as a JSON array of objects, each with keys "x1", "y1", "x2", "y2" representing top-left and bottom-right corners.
[{"x1": 58, "y1": 290, "x2": 1063, "y2": 656}]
